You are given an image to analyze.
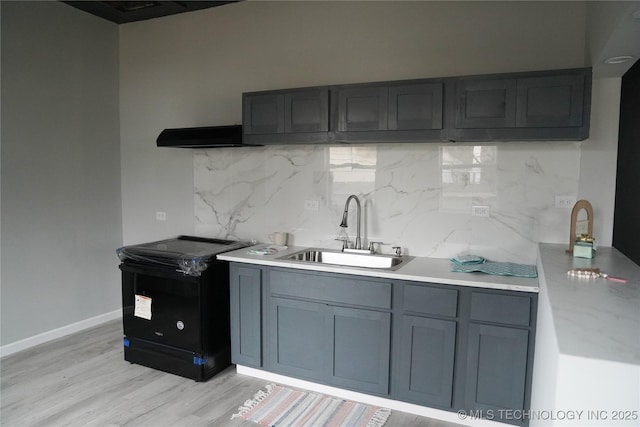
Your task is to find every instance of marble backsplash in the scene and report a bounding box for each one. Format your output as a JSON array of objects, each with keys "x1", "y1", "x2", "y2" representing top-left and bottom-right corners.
[{"x1": 194, "y1": 142, "x2": 581, "y2": 264}]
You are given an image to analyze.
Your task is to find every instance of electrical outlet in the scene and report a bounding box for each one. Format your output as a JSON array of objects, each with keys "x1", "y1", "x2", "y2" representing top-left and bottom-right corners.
[
  {"x1": 555, "y1": 195, "x2": 577, "y2": 209},
  {"x1": 304, "y1": 200, "x2": 319, "y2": 211},
  {"x1": 155, "y1": 211, "x2": 167, "y2": 221},
  {"x1": 471, "y1": 205, "x2": 491, "y2": 217}
]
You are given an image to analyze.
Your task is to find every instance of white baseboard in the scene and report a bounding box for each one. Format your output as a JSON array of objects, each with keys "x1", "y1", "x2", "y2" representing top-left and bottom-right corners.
[
  {"x1": 0, "y1": 309, "x2": 122, "y2": 358},
  {"x1": 236, "y1": 365, "x2": 508, "y2": 427}
]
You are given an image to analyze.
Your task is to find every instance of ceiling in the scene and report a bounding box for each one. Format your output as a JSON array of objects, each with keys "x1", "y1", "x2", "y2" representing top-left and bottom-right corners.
[
  {"x1": 62, "y1": 1, "x2": 240, "y2": 24},
  {"x1": 589, "y1": 1, "x2": 640, "y2": 78}
]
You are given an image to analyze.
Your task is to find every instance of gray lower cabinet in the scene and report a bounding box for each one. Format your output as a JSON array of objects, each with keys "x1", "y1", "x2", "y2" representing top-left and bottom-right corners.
[
  {"x1": 268, "y1": 297, "x2": 391, "y2": 394},
  {"x1": 229, "y1": 264, "x2": 263, "y2": 367},
  {"x1": 463, "y1": 290, "x2": 537, "y2": 426},
  {"x1": 328, "y1": 306, "x2": 391, "y2": 394},
  {"x1": 229, "y1": 264, "x2": 537, "y2": 426},
  {"x1": 267, "y1": 268, "x2": 392, "y2": 395},
  {"x1": 269, "y1": 297, "x2": 326, "y2": 381},
  {"x1": 465, "y1": 323, "x2": 529, "y2": 413},
  {"x1": 395, "y1": 282, "x2": 459, "y2": 408},
  {"x1": 396, "y1": 315, "x2": 457, "y2": 408}
]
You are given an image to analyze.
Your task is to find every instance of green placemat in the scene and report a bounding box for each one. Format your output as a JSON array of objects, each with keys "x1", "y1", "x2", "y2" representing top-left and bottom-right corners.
[{"x1": 451, "y1": 261, "x2": 537, "y2": 278}]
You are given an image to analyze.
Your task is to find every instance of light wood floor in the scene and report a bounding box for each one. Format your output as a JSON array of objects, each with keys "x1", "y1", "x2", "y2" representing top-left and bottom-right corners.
[{"x1": 1, "y1": 320, "x2": 465, "y2": 426}]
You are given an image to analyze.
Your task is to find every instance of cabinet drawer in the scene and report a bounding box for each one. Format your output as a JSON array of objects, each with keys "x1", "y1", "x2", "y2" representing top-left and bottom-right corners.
[
  {"x1": 470, "y1": 292, "x2": 531, "y2": 327},
  {"x1": 403, "y1": 284, "x2": 458, "y2": 317},
  {"x1": 269, "y1": 269, "x2": 391, "y2": 309}
]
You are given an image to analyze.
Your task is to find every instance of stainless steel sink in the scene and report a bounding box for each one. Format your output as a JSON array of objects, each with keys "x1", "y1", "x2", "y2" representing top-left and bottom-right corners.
[{"x1": 281, "y1": 249, "x2": 412, "y2": 271}]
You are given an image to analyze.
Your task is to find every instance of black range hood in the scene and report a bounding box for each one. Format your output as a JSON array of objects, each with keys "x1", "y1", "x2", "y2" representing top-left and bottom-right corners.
[{"x1": 157, "y1": 125, "x2": 260, "y2": 148}]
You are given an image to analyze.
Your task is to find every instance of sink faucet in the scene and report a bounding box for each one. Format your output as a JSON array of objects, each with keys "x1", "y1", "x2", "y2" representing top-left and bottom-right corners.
[{"x1": 339, "y1": 195, "x2": 362, "y2": 250}]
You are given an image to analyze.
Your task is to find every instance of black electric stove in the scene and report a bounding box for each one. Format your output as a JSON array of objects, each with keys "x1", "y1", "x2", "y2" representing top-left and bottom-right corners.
[{"x1": 118, "y1": 235, "x2": 250, "y2": 381}]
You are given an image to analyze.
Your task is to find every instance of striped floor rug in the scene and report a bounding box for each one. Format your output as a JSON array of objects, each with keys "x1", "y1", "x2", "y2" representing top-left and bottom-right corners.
[{"x1": 231, "y1": 384, "x2": 391, "y2": 427}]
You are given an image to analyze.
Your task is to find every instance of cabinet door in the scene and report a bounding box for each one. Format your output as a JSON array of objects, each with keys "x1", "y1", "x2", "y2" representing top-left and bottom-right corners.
[
  {"x1": 465, "y1": 323, "x2": 529, "y2": 413},
  {"x1": 243, "y1": 93, "x2": 285, "y2": 134},
  {"x1": 388, "y1": 83, "x2": 443, "y2": 130},
  {"x1": 337, "y1": 87, "x2": 388, "y2": 131},
  {"x1": 229, "y1": 264, "x2": 263, "y2": 367},
  {"x1": 455, "y1": 78, "x2": 517, "y2": 129},
  {"x1": 516, "y1": 74, "x2": 585, "y2": 128},
  {"x1": 396, "y1": 315, "x2": 456, "y2": 408},
  {"x1": 284, "y1": 90, "x2": 329, "y2": 133},
  {"x1": 328, "y1": 306, "x2": 391, "y2": 395},
  {"x1": 268, "y1": 297, "x2": 325, "y2": 381}
]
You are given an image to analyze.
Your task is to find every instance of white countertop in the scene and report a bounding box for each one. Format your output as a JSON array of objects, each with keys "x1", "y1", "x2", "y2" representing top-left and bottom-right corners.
[
  {"x1": 537, "y1": 243, "x2": 640, "y2": 366},
  {"x1": 218, "y1": 244, "x2": 539, "y2": 293}
]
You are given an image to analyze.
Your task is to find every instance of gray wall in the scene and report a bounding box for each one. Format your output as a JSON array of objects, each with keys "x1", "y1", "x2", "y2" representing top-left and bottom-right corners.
[
  {"x1": 1, "y1": 1, "x2": 122, "y2": 346},
  {"x1": 119, "y1": 1, "x2": 590, "y2": 247}
]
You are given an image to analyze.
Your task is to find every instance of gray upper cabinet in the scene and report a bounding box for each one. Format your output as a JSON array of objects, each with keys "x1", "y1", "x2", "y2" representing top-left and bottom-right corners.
[
  {"x1": 242, "y1": 68, "x2": 591, "y2": 144},
  {"x1": 284, "y1": 90, "x2": 329, "y2": 133},
  {"x1": 515, "y1": 74, "x2": 586, "y2": 128},
  {"x1": 389, "y1": 83, "x2": 443, "y2": 131},
  {"x1": 454, "y1": 78, "x2": 517, "y2": 129},
  {"x1": 243, "y1": 87, "x2": 330, "y2": 144},
  {"x1": 337, "y1": 86, "x2": 388, "y2": 132},
  {"x1": 448, "y1": 68, "x2": 591, "y2": 141},
  {"x1": 243, "y1": 93, "x2": 284, "y2": 135},
  {"x1": 333, "y1": 81, "x2": 445, "y2": 142}
]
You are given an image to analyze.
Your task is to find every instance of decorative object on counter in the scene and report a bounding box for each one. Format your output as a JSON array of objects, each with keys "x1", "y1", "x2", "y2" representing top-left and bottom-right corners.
[
  {"x1": 247, "y1": 245, "x2": 288, "y2": 256},
  {"x1": 573, "y1": 234, "x2": 597, "y2": 259},
  {"x1": 566, "y1": 199, "x2": 594, "y2": 255},
  {"x1": 451, "y1": 256, "x2": 537, "y2": 278},
  {"x1": 268, "y1": 231, "x2": 289, "y2": 246},
  {"x1": 231, "y1": 383, "x2": 391, "y2": 427},
  {"x1": 567, "y1": 268, "x2": 628, "y2": 283}
]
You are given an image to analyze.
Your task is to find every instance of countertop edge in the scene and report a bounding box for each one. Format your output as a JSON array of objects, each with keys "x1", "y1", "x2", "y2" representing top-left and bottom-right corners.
[
  {"x1": 536, "y1": 243, "x2": 640, "y2": 366},
  {"x1": 218, "y1": 245, "x2": 539, "y2": 293}
]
